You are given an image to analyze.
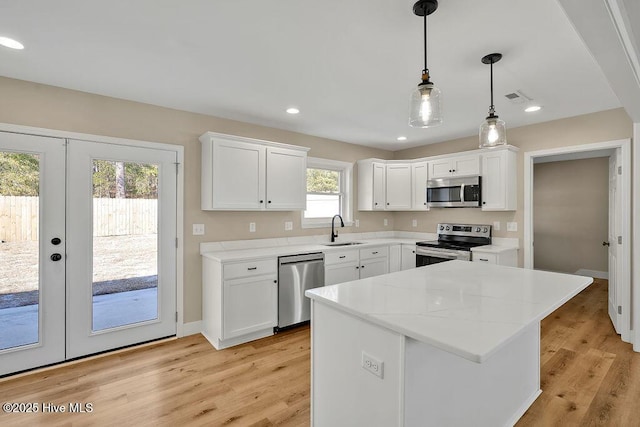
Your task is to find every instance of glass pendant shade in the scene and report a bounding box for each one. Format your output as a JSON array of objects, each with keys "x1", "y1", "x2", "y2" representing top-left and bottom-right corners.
[
  {"x1": 409, "y1": 82, "x2": 443, "y2": 127},
  {"x1": 479, "y1": 115, "x2": 506, "y2": 148}
]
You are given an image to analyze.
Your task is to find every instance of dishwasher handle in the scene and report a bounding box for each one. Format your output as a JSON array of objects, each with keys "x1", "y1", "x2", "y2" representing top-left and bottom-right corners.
[{"x1": 278, "y1": 252, "x2": 324, "y2": 266}]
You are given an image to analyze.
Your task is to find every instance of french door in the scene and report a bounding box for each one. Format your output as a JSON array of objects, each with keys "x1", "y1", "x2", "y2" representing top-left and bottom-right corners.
[{"x1": 0, "y1": 133, "x2": 177, "y2": 375}]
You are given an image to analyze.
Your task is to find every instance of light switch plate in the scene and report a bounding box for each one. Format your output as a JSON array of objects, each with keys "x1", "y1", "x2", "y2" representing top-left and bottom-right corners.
[
  {"x1": 384, "y1": 218, "x2": 388, "y2": 226},
  {"x1": 284, "y1": 221, "x2": 293, "y2": 231},
  {"x1": 507, "y1": 222, "x2": 518, "y2": 232},
  {"x1": 249, "y1": 222, "x2": 256, "y2": 233},
  {"x1": 493, "y1": 221, "x2": 500, "y2": 231},
  {"x1": 412, "y1": 219, "x2": 417, "y2": 227},
  {"x1": 192, "y1": 224, "x2": 205, "y2": 235},
  {"x1": 355, "y1": 219, "x2": 360, "y2": 228}
]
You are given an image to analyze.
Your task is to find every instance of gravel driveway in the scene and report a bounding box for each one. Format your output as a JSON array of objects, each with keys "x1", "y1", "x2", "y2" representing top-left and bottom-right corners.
[{"x1": 0, "y1": 234, "x2": 157, "y2": 308}]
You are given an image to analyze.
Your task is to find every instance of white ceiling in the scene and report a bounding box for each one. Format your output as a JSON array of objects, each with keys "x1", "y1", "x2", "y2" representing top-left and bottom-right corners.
[{"x1": 0, "y1": 0, "x2": 623, "y2": 151}]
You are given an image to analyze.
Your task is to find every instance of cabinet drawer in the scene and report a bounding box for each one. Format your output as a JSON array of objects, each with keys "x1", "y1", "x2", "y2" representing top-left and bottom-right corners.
[
  {"x1": 472, "y1": 253, "x2": 497, "y2": 264},
  {"x1": 223, "y1": 259, "x2": 277, "y2": 280},
  {"x1": 325, "y1": 250, "x2": 359, "y2": 266},
  {"x1": 359, "y1": 246, "x2": 389, "y2": 260}
]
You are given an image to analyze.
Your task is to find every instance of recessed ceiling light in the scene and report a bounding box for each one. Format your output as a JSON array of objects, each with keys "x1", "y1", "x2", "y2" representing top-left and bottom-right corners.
[
  {"x1": 525, "y1": 105, "x2": 542, "y2": 112},
  {"x1": 286, "y1": 107, "x2": 300, "y2": 115},
  {"x1": 0, "y1": 36, "x2": 24, "y2": 50},
  {"x1": 396, "y1": 136, "x2": 407, "y2": 141}
]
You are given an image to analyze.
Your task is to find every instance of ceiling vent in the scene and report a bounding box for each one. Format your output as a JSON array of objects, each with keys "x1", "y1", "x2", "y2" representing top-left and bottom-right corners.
[{"x1": 504, "y1": 90, "x2": 533, "y2": 104}]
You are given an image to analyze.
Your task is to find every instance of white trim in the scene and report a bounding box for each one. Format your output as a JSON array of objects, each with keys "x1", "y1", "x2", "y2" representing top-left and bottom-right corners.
[
  {"x1": 575, "y1": 269, "x2": 609, "y2": 280},
  {"x1": 302, "y1": 157, "x2": 354, "y2": 228},
  {"x1": 0, "y1": 121, "x2": 186, "y2": 340},
  {"x1": 524, "y1": 138, "x2": 632, "y2": 343},
  {"x1": 633, "y1": 123, "x2": 640, "y2": 351},
  {"x1": 199, "y1": 131, "x2": 310, "y2": 152},
  {"x1": 181, "y1": 321, "x2": 203, "y2": 337}
]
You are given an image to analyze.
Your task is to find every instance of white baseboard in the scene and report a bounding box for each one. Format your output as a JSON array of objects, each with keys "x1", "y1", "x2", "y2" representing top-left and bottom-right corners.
[
  {"x1": 575, "y1": 269, "x2": 609, "y2": 280},
  {"x1": 180, "y1": 321, "x2": 202, "y2": 337}
]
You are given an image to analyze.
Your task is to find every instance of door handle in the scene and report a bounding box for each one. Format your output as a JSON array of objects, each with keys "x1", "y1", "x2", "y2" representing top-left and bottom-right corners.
[
  {"x1": 51, "y1": 237, "x2": 62, "y2": 245},
  {"x1": 602, "y1": 241, "x2": 610, "y2": 247},
  {"x1": 50, "y1": 253, "x2": 62, "y2": 261}
]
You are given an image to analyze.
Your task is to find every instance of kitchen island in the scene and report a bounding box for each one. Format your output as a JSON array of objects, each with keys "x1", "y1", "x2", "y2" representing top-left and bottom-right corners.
[{"x1": 305, "y1": 261, "x2": 593, "y2": 427}]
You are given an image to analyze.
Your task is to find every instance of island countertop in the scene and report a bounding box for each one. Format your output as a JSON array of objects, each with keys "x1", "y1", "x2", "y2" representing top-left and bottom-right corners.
[{"x1": 305, "y1": 260, "x2": 592, "y2": 363}]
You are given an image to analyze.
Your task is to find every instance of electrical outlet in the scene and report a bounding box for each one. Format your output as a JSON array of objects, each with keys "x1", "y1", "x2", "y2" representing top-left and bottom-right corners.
[
  {"x1": 384, "y1": 218, "x2": 388, "y2": 226},
  {"x1": 412, "y1": 219, "x2": 417, "y2": 228},
  {"x1": 249, "y1": 222, "x2": 256, "y2": 233},
  {"x1": 507, "y1": 222, "x2": 518, "y2": 232},
  {"x1": 284, "y1": 221, "x2": 293, "y2": 231},
  {"x1": 362, "y1": 352, "x2": 384, "y2": 379},
  {"x1": 493, "y1": 221, "x2": 500, "y2": 231},
  {"x1": 355, "y1": 219, "x2": 360, "y2": 228},
  {"x1": 192, "y1": 224, "x2": 205, "y2": 235}
]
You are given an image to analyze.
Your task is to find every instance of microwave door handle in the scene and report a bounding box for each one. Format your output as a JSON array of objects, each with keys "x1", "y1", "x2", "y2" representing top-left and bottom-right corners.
[{"x1": 460, "y1": 183, "x2": 465, "y2": 202}]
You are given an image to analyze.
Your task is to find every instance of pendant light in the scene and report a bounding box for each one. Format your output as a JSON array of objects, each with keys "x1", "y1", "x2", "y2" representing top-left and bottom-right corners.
[
  {"x1": 479, "y1": 53, "x2": 507, "y2": 148},
  {"x1": 409, "y1": 0, "x2": 442, "y2": 128}
]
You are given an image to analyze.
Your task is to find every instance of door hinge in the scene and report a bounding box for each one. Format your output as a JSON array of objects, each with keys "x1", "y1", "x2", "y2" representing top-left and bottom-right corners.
[
  {"x1": 176, "y1": 312, "x2": 178, "y2": 322},
  {"x1": 618, "y1": 236, "x2": 622, "y2": 245},
  {"x1": 175, "y1": 162, "x2": 180, "y2": 174},
  {"x1": 618, "y1": 306, "x2": 622, "y2": 315},
  {"x1": 176, "y1": 237, "x2": 179, "y2": 248},
  {"x1": 618, "y1": 166, "x2": 622, "y2": 175}
]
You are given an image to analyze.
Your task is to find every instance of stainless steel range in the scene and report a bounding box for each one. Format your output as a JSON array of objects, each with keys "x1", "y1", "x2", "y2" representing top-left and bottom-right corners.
[{"x1": 416, "y1": 223, "x2": 491, "y2": 266}]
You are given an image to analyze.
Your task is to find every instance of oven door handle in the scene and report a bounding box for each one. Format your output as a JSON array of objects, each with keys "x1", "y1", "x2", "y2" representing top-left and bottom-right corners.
[
  {"x1": 460, "y1": 183, "x2": 465, "y2": 203},
  {"x1": 416, "y1": 249, "x2": 459, "y2": 259}
]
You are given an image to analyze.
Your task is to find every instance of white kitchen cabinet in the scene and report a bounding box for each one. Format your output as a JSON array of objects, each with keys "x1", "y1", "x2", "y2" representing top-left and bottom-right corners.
[
  {"x1": 411, "y1": 162, "x2": 429, "y2": 210},
  {"x1": 401, "y1": 244, "x2": 417, "y2": 270},
  {"x1": 223, "y1": 274, "x2": 277, "y2": 339},
  {"x1": 200, "y1": 132, "x2": 309, "y2": 210},
  {"x1": 360, "y1": 258, "x2": 388, "y2": 279},
  {"x1": 481, "y1": 147, "x2": 517, "y2": 211},
  {"x1": 389, "y1": 244, "x2": 401, "y2": 273},
  {"x1": 385, "y1": 163, "x2": 412, "y2": 210},
  {"x1": 357, "y1": 159, "x2": 386, "y2": 211},
  {"x1": 429, "y1": 154, "x2": 480, "y2": 178},
  {"x1": 202, "y1": 257, "x2": 278, "y2": 350},
  {"x1": 471, "y1": 246, "x2": 518, "y2": 267},
  {"x1": 325, "y1": 262, "x2": 360, "y2": 286}
]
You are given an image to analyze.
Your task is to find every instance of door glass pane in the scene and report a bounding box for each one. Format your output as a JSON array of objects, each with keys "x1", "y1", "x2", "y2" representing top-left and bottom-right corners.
[
  {"x1": 0, "y1": 152, "x2": 40, "y2": 350},
  {"x1": 92, "y1": 160, "x2": 159, "y2": 331}
]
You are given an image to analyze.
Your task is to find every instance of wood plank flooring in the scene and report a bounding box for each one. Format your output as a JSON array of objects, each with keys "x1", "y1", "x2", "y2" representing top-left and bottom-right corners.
[{"x1": 1, "y1": 278, "x2": 638, "y2": 426}]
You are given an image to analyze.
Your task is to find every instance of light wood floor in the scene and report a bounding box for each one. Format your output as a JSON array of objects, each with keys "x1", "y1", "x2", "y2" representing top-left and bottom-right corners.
[{"x1": 1, "y1": 278, "x2": 638, "y2": 426}]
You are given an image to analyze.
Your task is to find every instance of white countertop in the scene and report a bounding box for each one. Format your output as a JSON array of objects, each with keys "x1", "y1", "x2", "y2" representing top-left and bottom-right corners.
[
  {"x1": 305, "y1": 261, "x2": 592, "y2": 363},
  {"x1": 470, "y1": 245, "x2": 518, "y2": 254}
]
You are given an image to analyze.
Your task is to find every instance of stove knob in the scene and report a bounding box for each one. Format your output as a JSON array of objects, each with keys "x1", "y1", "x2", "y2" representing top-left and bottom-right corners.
[
  {"x1": 475, "y1": 227, "x2": 481, "y2": 232},
  {"x1": 445, "y1": 226, "x2": 450, "y2": 231},
  {"x1": 483, "y1": 227, "x2": 488, "y2": 233},
  {"x1": 439, "y1": 225, "x2": 444, "y2": 230}
]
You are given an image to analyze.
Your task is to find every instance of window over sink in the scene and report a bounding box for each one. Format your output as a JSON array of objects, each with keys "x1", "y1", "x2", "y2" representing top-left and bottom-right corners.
[{"x1": 302, "y1": 157, "x2": 353, "y2": 228}]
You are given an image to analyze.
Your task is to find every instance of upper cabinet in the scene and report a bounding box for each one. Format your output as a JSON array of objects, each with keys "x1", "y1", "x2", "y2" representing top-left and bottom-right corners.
[
  {"x1": 200, "y1": 132, "x2": 309, "y2": 211},
  {"x1": 429, "y1": 154, "x2": 480, "y2": 178},
  {"x1": 357, "y1": 159, "x2": 386, "y2": 211},
  {"x1": 385, "y1": 163, "x2": 412, "y2": 210},
  {"x1": 411, "y1": 161, "x2": 429, "y2": 211},
  {"x1": 480, "y1": 147, "x2": 517, "y2": 211}
]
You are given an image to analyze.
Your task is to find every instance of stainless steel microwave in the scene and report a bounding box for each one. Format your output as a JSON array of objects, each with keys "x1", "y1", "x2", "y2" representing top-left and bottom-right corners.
[{"x1": 427, "y1": 176, "x2": 481, "y2": 208}]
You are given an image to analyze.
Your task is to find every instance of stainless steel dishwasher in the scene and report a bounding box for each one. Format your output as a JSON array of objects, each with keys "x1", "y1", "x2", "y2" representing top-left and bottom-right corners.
[{"x1": 277, "y1": 252, "x2": 325, "y2": 331}]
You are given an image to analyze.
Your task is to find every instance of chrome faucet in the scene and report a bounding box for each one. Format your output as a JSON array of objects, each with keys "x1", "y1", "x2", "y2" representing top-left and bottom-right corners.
[{"x1": 331, "y1": 214, "x2": 344, "y2": 242}]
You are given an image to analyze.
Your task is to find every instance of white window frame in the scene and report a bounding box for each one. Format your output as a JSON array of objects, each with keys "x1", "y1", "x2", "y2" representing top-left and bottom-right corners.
[{"x1": 302, "y1": 157, "x2": 353, "y2": 228}]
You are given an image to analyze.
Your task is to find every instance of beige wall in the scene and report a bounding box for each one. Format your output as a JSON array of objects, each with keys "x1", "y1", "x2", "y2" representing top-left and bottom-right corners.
[
  {"x1": 533, "y1": 158, "x2": 609, "y2": 273},
  {"x1": 0, "y1": 75, "x2": 633, "y2": 324},
  {"x1": 393, "y1": 108, "x2": 633, "y2": 267},
  {"x1": 0, "y1": 76, "x2": 393, "y2": 323}
]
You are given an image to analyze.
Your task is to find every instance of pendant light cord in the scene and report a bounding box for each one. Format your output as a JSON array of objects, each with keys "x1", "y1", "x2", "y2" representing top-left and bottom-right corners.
[{"x1": 490, "y1": 60, "x2": 494, "y2": 109}]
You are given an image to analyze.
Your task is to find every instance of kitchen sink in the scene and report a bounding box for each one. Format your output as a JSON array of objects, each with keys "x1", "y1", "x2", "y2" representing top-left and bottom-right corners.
[{"x1": 323, "y1": 242, "x2": 364, "y2": 247}]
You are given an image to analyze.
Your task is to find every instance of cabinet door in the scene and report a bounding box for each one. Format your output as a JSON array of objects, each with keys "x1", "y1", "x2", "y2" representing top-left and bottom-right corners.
[
  {"x1": 389, "y1": 245, "x2": 401, "y2": 273},
  {"x1": 223, "y1": 275, "x2": 277, "y2": 339},
  {"x1": 360, "y1": 258, "x2": 388, "y2": 279},
  {"x1": 429, "y1": 159, "x2": 453, "y2": 178},
  {"x1": 411, "y1": 162, "x2": 429, "y2": 210},
  {"x1": 211, "y1": 139, "x2": 265, "y2": 209},
  {"x1": 386, "y1": 164, "x2": 412, "y2": 210},
  {"x1": 481, "y1": 151, "x2": 506, "y2": 210},
  {"x1": 401, "y1": 245, "x2": 416, "y2": 270},
  {"x1": 373, "y1": 162, "x2": 386, "y2": 210},
  {"x1": 266, "y1": 147, "x2": 307, "y2": 210},
  {"x1": 325, "y1": 263, "x2": 360, "y2": 286},
  {"x1": 452, "y1": 155, "x2": 480, "y2": 176}
]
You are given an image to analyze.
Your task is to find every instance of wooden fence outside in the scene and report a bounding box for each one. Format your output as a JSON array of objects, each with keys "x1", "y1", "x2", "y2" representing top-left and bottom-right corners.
[{"x1": 0, "y1": 196, "x2": 157, "y2": 242}]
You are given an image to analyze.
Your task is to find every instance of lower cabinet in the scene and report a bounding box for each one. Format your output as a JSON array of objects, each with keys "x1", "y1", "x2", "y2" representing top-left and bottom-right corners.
[
  {"x1": 401, "y1": 244, "x2": 416, "y2": 270},
  {"x1": 202, "y1": 257, "x2": 278, "y2": 350},
  {"x1": 324, "y1": 246, "x2": 389, "y2": 285},
  {"x1": 471, "y1": 247, "x2": 518, "y2": 267},
  {"x1": 223, "y1": 274, "x2": 277, "y2": 339},
  {"x1": 325, "y1": 262, "x2": 360, "y2": 286},
  {"x1": 360, "y1": 257, "x2": 388, "y2": 279}
]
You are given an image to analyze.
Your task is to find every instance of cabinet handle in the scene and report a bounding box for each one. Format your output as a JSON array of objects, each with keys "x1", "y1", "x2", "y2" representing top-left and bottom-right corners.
[
  {"x1": 247, "y1": 267, "x2": 257, "y2": 270},
  {"x1": 386, "y1": 203, "x2": 389, "y2": 205},
  {"x1": 356, "y1": 266, "x2": 360, "y2": 269},
  {"x1": 339, "y1": 255, "x2": 346, "y2": 259},
  {"x1": 361, "y1": 265, "x2": 365, "y2": 268},
  {"x1": 372, "y1": 251, "x2": 378, "y2": 255},
  {"x1": 375, "y1": 202, "x2": 378, "y2": 206},
  {"x1": 482, "y1": 201, "x2": 486, "y2": 205},
  {"x1": 259, "y1": 200, "x2": 264, "y2": 204},
  {"x1": 412, "y1": 251, "x2": 415, "y2": 254},
  {"x1": 452, "y1": 169, "x2": 456, "y2": 172},
  {"x1": 479, "y1": 258, "x2": 489, "y2": 262},
  {"x1": 273, "y1": 280, "x2": 277, "y2": 283},
  {"x1": 423, "y1": 202, "x2": 427, "y2": 205},
  {"x1": 449, "y1": 169, "x2": 452, "y2": 172}
]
